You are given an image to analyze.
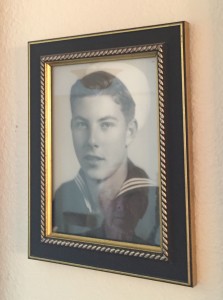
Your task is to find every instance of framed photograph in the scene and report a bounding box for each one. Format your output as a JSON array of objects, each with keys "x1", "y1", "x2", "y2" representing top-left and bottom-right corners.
[{"x1": 29, "y1": 21, "x2": 195, "y2": 286}]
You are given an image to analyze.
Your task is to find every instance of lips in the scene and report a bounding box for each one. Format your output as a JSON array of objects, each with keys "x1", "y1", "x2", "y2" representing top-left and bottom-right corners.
[
  {"x1": 84, "y1": 154, "x2": 105, "y2": 162},
  {"x1": 113, "y1": 212, "x2": 126, "y2": 220}
]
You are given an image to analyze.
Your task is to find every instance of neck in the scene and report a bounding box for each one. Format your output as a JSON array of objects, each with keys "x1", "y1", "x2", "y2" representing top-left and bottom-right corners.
[
  {"x1": 104, "y1": 224, "x2": 134, "y2": 242},
  {"x1": 85, "y1": 158, "x2": 128, "y2": 205}
]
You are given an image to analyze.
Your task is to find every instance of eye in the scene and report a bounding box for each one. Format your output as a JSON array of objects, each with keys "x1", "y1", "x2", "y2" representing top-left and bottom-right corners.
[
  {"x1": 74, "y1": 121, "x2": 88, "y2": 130},
  {"x1": 100, "y1": 122, "x2": 115, "y2": 130}
]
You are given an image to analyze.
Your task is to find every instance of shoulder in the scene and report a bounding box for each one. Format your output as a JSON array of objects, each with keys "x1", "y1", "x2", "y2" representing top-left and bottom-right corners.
[
  {"x1": 53, "y1": 179, "x2": 85, "y2": 211},
  {"x1": 84, "y1": 226, "x2": 105, "y2": 240},
  {"x1": 55, "y1": 179, "x2": 78, "y2": 195},
  {"x1": 127, "y1": 159, "x2": 149, "y2": 179}
]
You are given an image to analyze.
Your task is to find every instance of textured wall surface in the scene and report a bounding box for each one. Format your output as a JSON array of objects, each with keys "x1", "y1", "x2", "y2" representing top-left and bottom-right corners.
[{"x1": 0, "y1": 0, "x2": 223, "y2": 299}]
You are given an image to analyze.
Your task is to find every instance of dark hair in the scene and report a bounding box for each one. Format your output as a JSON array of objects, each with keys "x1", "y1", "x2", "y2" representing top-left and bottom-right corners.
[{"x1": 70, "y1": 71, "x2": 135, "y2": 123}]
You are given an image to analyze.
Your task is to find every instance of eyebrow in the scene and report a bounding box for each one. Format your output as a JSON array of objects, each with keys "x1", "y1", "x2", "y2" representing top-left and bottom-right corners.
[
  {"x1": 73, "y1": 116, "x2": 87, "y2": 121},
  {"x1": 98, "y1": 116, "x2": 119, "y2": 122},
  {"x1": 73, "y1": 116, "x2": 119, "y2": 122}
]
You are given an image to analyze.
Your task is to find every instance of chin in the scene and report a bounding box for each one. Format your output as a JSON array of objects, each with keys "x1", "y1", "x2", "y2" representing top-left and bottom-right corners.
[{"x1": 84, "y1": 169, "x2": 110, "y2": 181}]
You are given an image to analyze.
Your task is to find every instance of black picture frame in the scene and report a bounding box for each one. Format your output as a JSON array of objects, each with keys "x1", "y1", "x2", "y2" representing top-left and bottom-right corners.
[{"x1": 29, "y1": 21, "x2": 195, "y2": 286}]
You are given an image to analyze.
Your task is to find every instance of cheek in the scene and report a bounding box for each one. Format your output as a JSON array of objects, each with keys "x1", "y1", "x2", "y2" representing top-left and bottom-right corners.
[
  {"x1": 72, "y1": 132, "x2": 86, "y2": 149},
  {"x1": 72, "y1": 132, "x2": 86, "y2": 154},
  {"x1": 103, "y1": 130, "x2": 128, "y2": 148}
]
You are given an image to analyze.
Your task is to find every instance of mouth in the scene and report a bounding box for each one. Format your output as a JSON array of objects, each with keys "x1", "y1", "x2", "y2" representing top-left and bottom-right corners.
[
  {"x1": 112, "y1": 212, "x2": 126, "y2": 220},
  {"x1": 83, "y1": 154, "x2": 105, "y2": 162}
]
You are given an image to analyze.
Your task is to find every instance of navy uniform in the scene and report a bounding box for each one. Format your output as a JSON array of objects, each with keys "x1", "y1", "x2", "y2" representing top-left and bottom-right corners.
[{"x1": 53, "y1": 160, "x2": 160, "y2": 245}]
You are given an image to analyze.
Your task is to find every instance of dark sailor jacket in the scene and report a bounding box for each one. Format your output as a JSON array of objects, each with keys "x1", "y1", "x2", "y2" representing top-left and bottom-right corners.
[{"x1": 53, "y1": 160, "x2": 160, "y2": 245}]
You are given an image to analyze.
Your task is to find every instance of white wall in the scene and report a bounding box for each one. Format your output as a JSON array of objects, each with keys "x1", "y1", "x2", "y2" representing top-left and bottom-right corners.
[{"x1": 0, "y1": 0, "x2": 223, "y2": 299}]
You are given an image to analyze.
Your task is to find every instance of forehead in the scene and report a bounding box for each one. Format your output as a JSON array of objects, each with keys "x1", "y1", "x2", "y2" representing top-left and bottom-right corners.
[{"x1": 71, "y1": 95, "x2": 125, "y2": 120}]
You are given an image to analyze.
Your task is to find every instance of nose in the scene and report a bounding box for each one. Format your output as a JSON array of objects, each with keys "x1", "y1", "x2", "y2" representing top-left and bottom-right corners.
[{"x1": 87, "y1": 125, "x2": 99, "y2": 148}]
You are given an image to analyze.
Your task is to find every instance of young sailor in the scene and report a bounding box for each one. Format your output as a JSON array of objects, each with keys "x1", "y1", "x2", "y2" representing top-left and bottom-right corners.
[{"x1": 53, "y1": 71, "x2": 159, "y2": 245}]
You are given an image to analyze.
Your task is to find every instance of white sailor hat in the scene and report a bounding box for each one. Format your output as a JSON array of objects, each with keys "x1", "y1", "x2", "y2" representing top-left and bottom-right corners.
[{"x1": 53, "y1": 58, "x2": 157, "y2": 130}]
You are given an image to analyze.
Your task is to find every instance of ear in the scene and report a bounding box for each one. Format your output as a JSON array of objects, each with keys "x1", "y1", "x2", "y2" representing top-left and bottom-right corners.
[{"x1": 126, "y1": 119, "x2": 138, "y2": 147}]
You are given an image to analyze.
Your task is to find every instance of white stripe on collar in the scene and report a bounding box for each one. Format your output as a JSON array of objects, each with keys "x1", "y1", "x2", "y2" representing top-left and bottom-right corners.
[
  {"x1": 74, "y1": 173, "x2": 92, "y2": 213},
  {"x1": 117, "y1": 177, "x2": 155, "y2": 198},
  {"x1": 121, "y1": 178, "x2": 155, "y2": 190}
]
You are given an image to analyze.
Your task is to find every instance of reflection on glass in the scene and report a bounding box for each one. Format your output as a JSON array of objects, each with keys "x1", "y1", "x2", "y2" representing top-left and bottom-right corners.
[{"x1": 52, "y1": 61, "x2": 160, "y2": 246}]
